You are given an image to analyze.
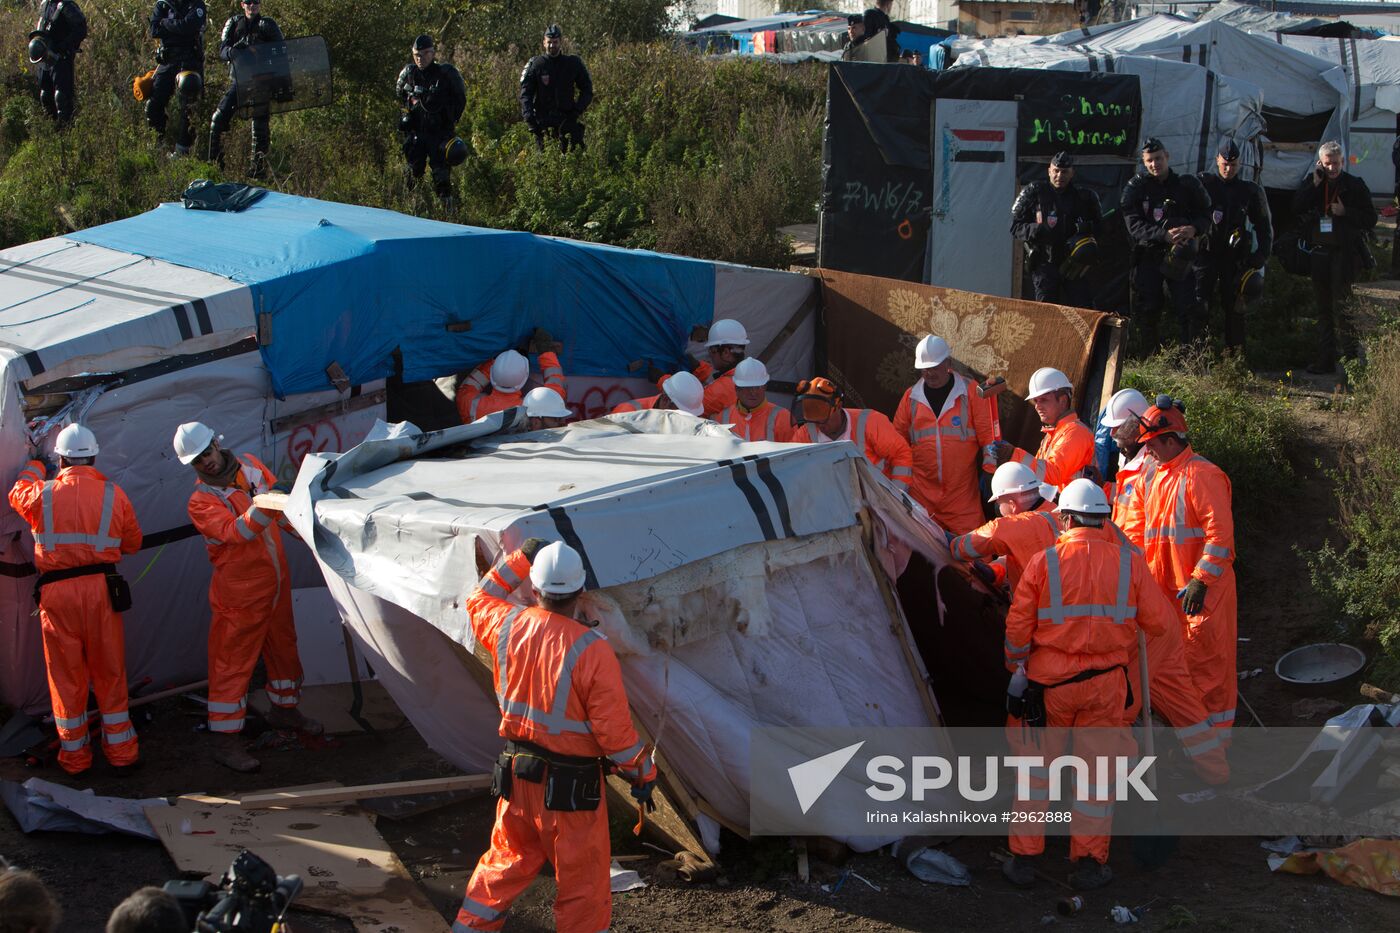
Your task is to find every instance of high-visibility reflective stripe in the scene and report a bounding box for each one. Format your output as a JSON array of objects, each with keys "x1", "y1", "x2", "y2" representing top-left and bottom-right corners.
[
  {"x1": 55, "y1": 713, "x2": 88, "y2": 730},
  {"x1": 1144, "y1": 526, "x2": 1205, "y2": 542},
  {"x1": 1196, "y1": 558, "x2": 1225, "y2": 577},
  {"x1": 207, "y1": 698, "x2": 247, "y2": 714},
  {"x1": 547, "y1": 629, "x2": 604, "y2": 732},
  {"x1": 1038, "y1": 511, "x2": 1059, "y2": 538},
  {"x1": 1207, "y1": 709, "x2": 1235, "y2": 725},
  {"x1": 1073, "y1": 800, "x2": 1113, "y2": 818},
  {"x1": 1015, "y1": 451, "x2": 1047, "y2": 481},
  {"x1": 497, "y1": 561, "x2": 524, "y2": 591},
  {"x1": 104, "y1": 726, "x2": 136, "y2": 745},
  {"x1": 1175, "y1": 719, "x2": 1212, "y2": 738},
  {"x1": 497, "y1": 623, "x2": 604, "y2": 736},
  {"x1": 480, "y1": 576, "x2": 510, "y2": 599},
  {"x1": 543, "y1": 365, "x2": 564, "y2": 382},
  {"x1": 764, "y1": 405, "x2": 780, "y2": 440},
  {"x1": 1020, "y1": 787, "x2": 1052, "y2": 801},
  {"x1": 951, "y1": 534, "x2": 983, "y2": 559},
  {"x1": 268, "y1": 679, "x2": 300, "y2": 691},
  {"x1": 1038, "y1": 542, "x2": 1135, "y2": 624},
  {"x1": 470, "y1": 397, "x2": 483, "y2": 421},
  {"x1": 494, "y1": 606, "x2": 525, "y2": 704},
  {"x1": 1203, "y1": 543, "x2": 1230, "y2": 559},
  {"x1": 208, "y1": 718, "x2": 245, "y2": 732},
  {"x1": 459, "y1": 897, "x2": 501, "y2": 921},
  {"x1": 267, "y1": 693, "x2": 298, "y2": 707},
  {"x1": 500, "y1": 698, "x2": 593, "y2": 734},
  {"x1": 890, "y1": 466, "x2": 913, "y2": 479},
  {"x1": 1181, "y1": 733, "x2": 1222, "y2": 756},
  {"x1": 36, "y1": 480, "x2": 121, "y2": 549},
  {"x1": 609, "y1": 740, "x2": 645, "y2": 765},
  {"x1": 908, "y1": 391, "x2": 974, "y2": 484},
  {"x1": 853, "y1": 410, "x2": 870, "y2": 455},
  {"x1": 60, "y1": 735, "x2": 90, "y2": 751},
  {"x1": 451, "y1": 922, "x2": 475, "y2": 933},
  {"x1": 235, "y1": 511, "x2": 265, "y2": 540},
  {"x1": 1005, "y1": 636, "x2": 1031, "y2": 655},
  {"x1": 102, "y1": 711, "x2": 130, "y2": 726}
]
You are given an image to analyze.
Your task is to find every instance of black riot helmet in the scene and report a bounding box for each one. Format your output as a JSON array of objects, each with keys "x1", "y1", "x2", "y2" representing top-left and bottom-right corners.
[
  {"x1": 27, "y1": 32, "x2": 49, "y2": 64},
  {"x1": 1237, "y1": 266, "x2": 1265, "y2": 304},
  {"x1": 442, "y1": 137, "x2": 468, "y2": 167},
  {"x1": 544, "y1": 24, "x2": 563, "y2": 39},
  {"x1": 413, "y1": 34, "x2": 434, "y2": 52}
]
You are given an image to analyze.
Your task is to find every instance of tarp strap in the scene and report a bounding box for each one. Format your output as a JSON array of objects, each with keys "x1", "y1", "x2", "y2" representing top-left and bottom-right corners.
[
  {"x1": 1348, "y1": 38, "x2": 1362, "y2": 122},
  {"x1": 1196, "y1": 69, "x2": 1216, "y2": 175}
]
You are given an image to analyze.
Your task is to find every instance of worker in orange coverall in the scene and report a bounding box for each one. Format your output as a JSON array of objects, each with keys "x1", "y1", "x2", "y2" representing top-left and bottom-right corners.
[
  {"x1": 1001, "y1": 479, "x2": 1175, "y2": 892},
  {"x1": 457, "y1": 329, "x2": 567, "y2": 423},
  {"x1": 991, "y1": 366, "x2": 1094, "y2": 492},
  {"x1": 457, "y1": 537, "x2": 657, "y2": 933},
  {"x1": 654, "y1": 317, "x2": 749, "y2": 417},
  {"x1": 9, "y1": 424, "x2": 142, "y2": 775},
  {"x1": 790, "y1": 377, "x2": 913, "y2": 490},
  {"x1": 949, "y1": 461, "x2": 1058, "y2": 593},
  {"x1": 1129, "y1": 395, "x2": 1238, "y2": 752},
  {"x1": 893, "y1": 335, "x2": 997, "y2": 533},
  {"x1": 173, "y1": 421, "x2": 321, "y2": 773},
  {"x1": 715, "y1": 357, "x2": 794, "y2": 441}
]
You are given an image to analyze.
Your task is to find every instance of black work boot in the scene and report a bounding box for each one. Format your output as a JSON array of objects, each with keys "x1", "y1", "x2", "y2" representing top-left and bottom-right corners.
[
  {"x1": 1002, "y1": 855, "x2": 1038, "y2": 887},
  {"x1": 1070, "y1": 859, "x2": 1113, "y2": 890}
]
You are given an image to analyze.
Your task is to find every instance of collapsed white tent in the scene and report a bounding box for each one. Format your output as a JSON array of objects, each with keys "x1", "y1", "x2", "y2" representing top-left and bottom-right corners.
[
  {"x1": 283, "y1": 410, "x2": 953, "y2": 851},
  {"x1": 0, "y1": 194, "x2": 818, "y2": 714},
  {"x1": 949, "y1": 46, "x2": 1266, "y2": 179}
]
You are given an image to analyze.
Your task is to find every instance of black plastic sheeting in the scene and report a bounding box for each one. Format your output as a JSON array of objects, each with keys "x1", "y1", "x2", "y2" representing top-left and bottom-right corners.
[{"x1": 820, "y1": 63, "x2": 1142, "y2": 285}]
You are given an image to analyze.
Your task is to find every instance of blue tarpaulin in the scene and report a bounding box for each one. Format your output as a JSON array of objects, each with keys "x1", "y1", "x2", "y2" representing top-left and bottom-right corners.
[{"x1": 69, "y1": 193, "x2": 716, "y2": 397}]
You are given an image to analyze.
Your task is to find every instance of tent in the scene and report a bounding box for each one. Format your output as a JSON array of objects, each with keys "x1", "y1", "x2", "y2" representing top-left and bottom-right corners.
[
  {"x1": 1000, "y1": 14, "x2": 1351, "y2": 188},
  {"x1": 0, "y1": 193, "x2": 818, "y2": 714},
  {"x1": 1197, "y1": 0, "x2": 1373, "y2": 39},
  {"x1": 283, "y1": 408, "x2": 956, "y2": 852}
]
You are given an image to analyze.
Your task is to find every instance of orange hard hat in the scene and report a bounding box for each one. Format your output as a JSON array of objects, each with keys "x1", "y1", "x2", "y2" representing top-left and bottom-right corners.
[
  {"x1": 1137, "y1": 395, "x2": 1188, "y2": 443},
  {"x1": 795, "y1": 377, "x2": 843, "y2": 424}
]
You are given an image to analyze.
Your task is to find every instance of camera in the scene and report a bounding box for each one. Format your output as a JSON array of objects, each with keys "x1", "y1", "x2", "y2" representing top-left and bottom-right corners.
[{"x1": 163, "y1": 850, "x2": 302, "y2": 933}]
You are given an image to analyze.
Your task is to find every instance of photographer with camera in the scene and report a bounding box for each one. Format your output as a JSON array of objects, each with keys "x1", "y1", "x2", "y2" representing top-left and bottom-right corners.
[
  {"x1": 1121, "y1": 138, "x2": 1211, "y2": 350},
  {"x1": 1292, "y1": 139, "x2": 1378, "y2": 375},
  {"x1": 396, "y1": 34, "x2": 467, "y2": 210},
  {"x1": 1194, "y1": 138, "x2": 1272, "y2": 354},
  {"x1": 159, "y1": 850, "x2": 302, "y2": 933},
  {"x1": 1009, "y1": 151, "x2": 1102, "y2": 309},
  {"x1": 29, "y1": 0, "x2": 88, "y2": 125},
  {"x1": 145, "y1": 0, "x2": 207, "y2": 156},
  {"x1": 208, "y1": 0, "x2": 283, "y2": 178},
  {"x1": 520, "y1": 24, "x2": 593, "y2": 154},
  {"x1": 455, "y1": 537, "x2": 656, "y2": 933}
]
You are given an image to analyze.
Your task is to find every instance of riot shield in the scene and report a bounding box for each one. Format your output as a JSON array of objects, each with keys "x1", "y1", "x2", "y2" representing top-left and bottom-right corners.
[{"x1": 230, "y1": 35, "x2": 333, "y2": 117}]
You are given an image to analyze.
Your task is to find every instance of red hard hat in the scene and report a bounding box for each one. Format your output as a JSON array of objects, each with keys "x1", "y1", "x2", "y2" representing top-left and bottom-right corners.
[{"x1": 1137, "y1": 399, "x2": 1188, "y2": 443}]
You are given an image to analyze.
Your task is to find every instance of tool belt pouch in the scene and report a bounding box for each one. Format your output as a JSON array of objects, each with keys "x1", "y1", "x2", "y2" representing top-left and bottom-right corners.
[
  {"x1": 105, "y1": 571, "x2": 132, "y2": 613},
  {"x1": 491, "y1": 752, "x2": 514, "y2": 800},
  {"x1": 512, "y1": 752, "x2": 547, "y2": 784},
  {"x1": 543, "y1": 760, "x2": 602, "y2": 812},
  {"x1": 1021, "y1": 683, "x2": 1047, "y2": 729}
]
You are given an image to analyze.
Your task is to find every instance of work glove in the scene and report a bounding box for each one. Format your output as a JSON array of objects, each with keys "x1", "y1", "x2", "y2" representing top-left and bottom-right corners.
[
  {"x1": 971, "y1": 561, "x2": 998, "y2": 588},
  {"x1": 1080, "y1": 463, "x2": 1103, "y2": 486},
  {"x1": 1178, "y1": 579, "x2": 1208, "y2": 615},
  {"x1": 989, "y1": 440, "x2": 1015, "y2": 466},
  {"x1": 630, "y1": 780, "x2": 657, "y2": 813},
  {"x1": 270, "y1": 480, "x2": 293, "y2": 495},
  {"x1": 646, "y1": 361, "x2": 667, "y2": 384},
  {"x1": 520, "y1": 536, "x2": 549, "y2": 562},
  {"x1": 515, "y1": 331, "x2": 533, "y2": 355},
  {"x1": 529, "y1": 327, "x2": 558, "y2": 355}
]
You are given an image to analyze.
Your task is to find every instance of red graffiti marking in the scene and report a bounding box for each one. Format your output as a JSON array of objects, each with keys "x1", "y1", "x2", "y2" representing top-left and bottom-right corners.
[
  {"x1": 287, "y1": 419, "x2": 343, "y2": 469},
  {"x1": 575, "y1": 384, "x2": 635, "y2": 420}
]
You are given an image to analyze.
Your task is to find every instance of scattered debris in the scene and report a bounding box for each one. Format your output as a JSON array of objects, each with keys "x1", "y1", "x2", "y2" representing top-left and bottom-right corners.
[
  {"x1": 1238, "y1": 668, "x2": 1264, "y2": 681},
  {"x1": 610, "y1": 861, "x2": 647, "y2": 893},
  {"x1": 1269, "y1": 838, "x2": 1400, "y2": 896},
  {"x1": 1260, "y1": 836, "x2": 1303, "y2": 855},
  {"x1": 0, "y1": 777, "x2": 168, "y2": 839},
  {"x1": 1291, "y1": 697, "x2": 1345, "y2": 720},
  {"x1": 903, "y1": 846, "x2": 971, "y2": 886},
  {"x1": 1057, "y1": 895, "x2": 1085, "y2": 916},
  {"x1": 1110, "y1": 905, "x2": 1141, "y2": 923},
  {"x1": 848, "y1": 870, "x2": 881, "y2": 892}
]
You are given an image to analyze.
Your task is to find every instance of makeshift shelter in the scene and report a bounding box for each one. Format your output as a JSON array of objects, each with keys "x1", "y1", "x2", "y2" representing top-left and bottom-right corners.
[
  {"x1": 1197, "y1": 0, "x2": 1373, "y2": 38},
  {"x1": 0, "y1": 193, "x2": 818, "y2": 714},
  {"x1": 284, "y1": 409, "x2": 955, "y2": 851},
  {"x1": 949, "y1": 45, "x2": 1267, "y2": 178},
  {"x1": 1009, "y1": 14, "x2": 1352, "y2": 188},
  {"x1": 820, "y1": 62, "x2": 1142, "y2": 296}
]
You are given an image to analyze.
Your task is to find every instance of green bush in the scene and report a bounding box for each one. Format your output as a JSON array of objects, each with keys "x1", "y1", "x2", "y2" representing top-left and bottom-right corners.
[
  {"x1": 1122, "y1": 347, "x2": 1297, "y2": 529},
  {"x1": 0, "y1": 1, "x2": 825, "y2": 266},
  {"x1": 1307, "y1": 324, "x2": 1400, "y2": 682}
]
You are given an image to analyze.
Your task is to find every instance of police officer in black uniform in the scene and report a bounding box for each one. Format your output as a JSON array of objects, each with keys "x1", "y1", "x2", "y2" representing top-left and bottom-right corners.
[
  {"x1": 1293, "y1": 140, "x2": 1378, "y2": 374},
  {"x1": 861, "y1": 0, "x2": 900, "y2": 61},
  {"x1": 1010, "y1": 151, "x2": 1102, "y2": 308},
  {"x1": 1194, "y1": 137, "x2": 1273, "y2": 353},
  {"x1": 1121, "y1": 138, "x2": 1211, "y2": 349},
  {"x1": 146, "y1": 0, "x2": 208, "y2": 155},
  {"x1": 396, "y1": 34, "x2": 467, "y2": 207},
  {"x1": 209, "y1": 0, "x2": 283, "y2": 177},
  {"x1": 520, "y1": 24, "x2": 593, "y2": 153},
  {"x1": 30, "y1": 0, "x2": 87, "y2": 125}
]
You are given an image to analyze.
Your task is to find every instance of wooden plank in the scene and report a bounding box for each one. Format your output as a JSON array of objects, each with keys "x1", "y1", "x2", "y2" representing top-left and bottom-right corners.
[
  {"x1": 241, "y1": 775, "x2": 492, "y2": 810},
  {"x1": 252, "y1": 491, "x2": 288, "y2": 512},
  {"x1": 1098, "y1": 317, "x2": 1126, "y2": 415}
]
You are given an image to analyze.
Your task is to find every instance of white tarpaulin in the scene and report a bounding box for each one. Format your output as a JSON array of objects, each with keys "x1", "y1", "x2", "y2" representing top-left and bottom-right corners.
[{"x1": 286, "y1": 412, "x2": 953, "y2": 847}]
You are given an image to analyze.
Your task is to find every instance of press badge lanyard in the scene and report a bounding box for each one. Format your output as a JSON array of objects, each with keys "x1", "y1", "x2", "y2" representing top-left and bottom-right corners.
[{"x1": 1320, "y1": 179, "x2": 1335, "y2": 234}]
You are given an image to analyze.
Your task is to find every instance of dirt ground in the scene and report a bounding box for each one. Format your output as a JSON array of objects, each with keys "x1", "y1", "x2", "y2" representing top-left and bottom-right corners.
[{"x1": 4, "y1": 377, "x2": 1400, "y2": 932}]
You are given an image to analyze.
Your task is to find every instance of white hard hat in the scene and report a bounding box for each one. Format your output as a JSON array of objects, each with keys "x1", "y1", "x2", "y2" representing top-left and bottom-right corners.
[
  {"x1": 732, "y1": 357, "x2": 769, "y2": 388},
  {"x1": 54, "y1": 424, "x2": 98, "y2": 458},
  {"x1": 914, "y1": 335, "x2": 951, "y2": 369},
  {"x1": 523, "y1": 386, "x2": 571, "y2": 419},
  {"x1": 664, "y1": 371, "x2": 705, "y2": 416},
  {"x1": 1055, "y1": 478, "x2": 1111, "y2": 516},
  {"x1": 1101, "y1": 387, "x2": 1149, "y2": 428},
  {"x1": 705, "y1": 318, "x2": 749, "y2": 347},
  {"x1": 173, "y1": 421, "x2": 216, "y2": 465},
  {"x1": 988, "y1": 462, "x2": 1041, "y2": 501},
  {"x1": 529, "y1": 541, "x2": 587, "y2": 595},
  {"x1": 1027, "y1": 366, "x2": 1074, "y2": 400},
  {"x1": 490, "y1": 350, "x2": 530, "y2": 392}
]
